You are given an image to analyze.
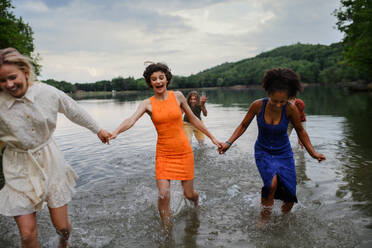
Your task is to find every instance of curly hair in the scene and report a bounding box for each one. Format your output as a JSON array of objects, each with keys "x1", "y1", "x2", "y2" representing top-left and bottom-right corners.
[
  {"x1": 186, "y1": 90, "x2": 200, "y2": 105},
  {"x1": 143, "y1": 62, "x2": 172, "y2": 88},
  {"x1": 261, "y1": 68, "x2": 302, "y2": 98},
  {"x1": 0, "y1": 47, "x2": 37, "y2": 91}
]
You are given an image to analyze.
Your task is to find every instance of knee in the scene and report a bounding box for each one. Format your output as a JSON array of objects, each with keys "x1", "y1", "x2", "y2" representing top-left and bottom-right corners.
[
  {"x1": 269, "y1": 183, "x2": 277, "y2": 193},
  {"x1": 158, "y1": 188, "x2": 170, "y2": 202},
  {"x1": 20, "y1": 227, "x2": 38, "y2": 245},
  {"x1": 183, "y1": 190, "x2": 196, "y2": 200},
  {"x1": 269, "y1": 176, "x2": 278, "y2": 192}
]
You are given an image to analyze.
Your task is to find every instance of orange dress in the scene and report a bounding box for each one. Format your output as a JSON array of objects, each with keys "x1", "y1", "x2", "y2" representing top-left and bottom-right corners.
[{"x1": 150, "y1": 91, "x2": 194, "y2": 180}]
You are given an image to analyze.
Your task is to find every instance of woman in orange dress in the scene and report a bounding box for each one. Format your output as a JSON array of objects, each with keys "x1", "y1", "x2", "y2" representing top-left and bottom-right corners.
[{"x1": 110, "y1": 63, "x2": 221, "y2": 228}]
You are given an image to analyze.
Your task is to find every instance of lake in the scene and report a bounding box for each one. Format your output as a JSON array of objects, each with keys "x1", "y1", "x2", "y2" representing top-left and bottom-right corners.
[{"x1": 1, "y1": 86, "x2": 371, "y2": 247}]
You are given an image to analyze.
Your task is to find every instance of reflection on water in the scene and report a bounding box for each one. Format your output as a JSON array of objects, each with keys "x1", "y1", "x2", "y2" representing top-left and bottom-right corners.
[{"x1": 1, "y1": 86, "x2": 371, "y2": 247}]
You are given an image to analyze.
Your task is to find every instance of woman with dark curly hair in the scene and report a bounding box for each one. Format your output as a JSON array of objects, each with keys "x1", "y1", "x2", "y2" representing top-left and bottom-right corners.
[
  {"x1": 218, "y1": 68, "x2": 325, "y2": 225},
  {"x1": 110, "y1": 62, "x2": 221, "y2": 229}
]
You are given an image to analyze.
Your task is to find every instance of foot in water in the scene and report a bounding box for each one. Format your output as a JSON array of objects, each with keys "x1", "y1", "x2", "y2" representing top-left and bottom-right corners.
[{"x1": 257, "y1": 216, "x2": 269, "y2": 230}]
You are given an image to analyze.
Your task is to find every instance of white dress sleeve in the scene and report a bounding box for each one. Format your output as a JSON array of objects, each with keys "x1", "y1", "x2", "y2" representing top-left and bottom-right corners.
[{"x1": 56, "y1": 89, "x2": 101, "y2": 134}]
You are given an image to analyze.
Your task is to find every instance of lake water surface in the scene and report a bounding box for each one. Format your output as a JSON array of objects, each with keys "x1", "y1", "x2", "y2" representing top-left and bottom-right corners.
[{"x1": 1, "y1": 86, "x2": 371, "y2": 247}]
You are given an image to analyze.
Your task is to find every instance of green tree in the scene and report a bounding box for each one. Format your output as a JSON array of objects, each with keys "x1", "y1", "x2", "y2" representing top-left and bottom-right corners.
[
  {"x1": 0, "y1": 0, "x2": 40, "y2": 74},
  {"x1": 334, "y1": 0, "x2": 372, "y2": 77},
  {"x1": 112, "y1": 77, "x2": 125, "y2": 91},
  {"x1": 43, "y1": 79, "x2": 77, "y2": 93}
]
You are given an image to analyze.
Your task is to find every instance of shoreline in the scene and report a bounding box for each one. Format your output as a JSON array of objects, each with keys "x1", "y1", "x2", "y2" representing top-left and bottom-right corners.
[{"x1": 70, "y1": 82, "x2": 324, "y2": 97}]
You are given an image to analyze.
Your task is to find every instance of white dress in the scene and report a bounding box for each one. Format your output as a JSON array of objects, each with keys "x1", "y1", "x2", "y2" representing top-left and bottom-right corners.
[{"x1": 0, "y1": 83, "x2": 101, "y2": 216}]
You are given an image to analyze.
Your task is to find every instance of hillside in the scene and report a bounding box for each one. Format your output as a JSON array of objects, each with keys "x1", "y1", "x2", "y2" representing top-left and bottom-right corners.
[
  {"x1": 171, "y1": 42, "x2": 366, "y2": 89},
  {"x1": 44, "y1": 43, "x2": 368, "y2": 93}
]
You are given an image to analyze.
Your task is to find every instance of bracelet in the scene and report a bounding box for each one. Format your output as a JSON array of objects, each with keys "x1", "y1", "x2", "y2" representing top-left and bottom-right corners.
[{"x1": 225, "y1": 141, "x2": 232, "y2": 146}]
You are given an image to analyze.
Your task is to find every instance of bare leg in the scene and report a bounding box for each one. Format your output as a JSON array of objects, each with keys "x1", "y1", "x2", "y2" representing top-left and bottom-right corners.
[
  {"x1": 14, "y1": 212, "x2": 40, "y2": 248},
  {"x1": 181, "y1": 179, "x2": 199, "y2": 207},
  {"x1": 281, "y1": 202, "x2": 294, "y2": 214},
  {"x1": 260, "y1": 174, "x2": 278, "y2": 224},
  {"x1": 157, "y1": 179, "x2": 172, "y2": 229},
  {"x1": 49, "y1": 205, "x2": 71, "y2": 248}
]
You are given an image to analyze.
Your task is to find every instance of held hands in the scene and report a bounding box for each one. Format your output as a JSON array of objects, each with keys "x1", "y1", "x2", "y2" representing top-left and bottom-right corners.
[
  {"x1": 97, "y1": 129, "x2": 112, "y2": 144},
  {"x1": 218, "y1": 142, "x2": 231, "y2": 154}
]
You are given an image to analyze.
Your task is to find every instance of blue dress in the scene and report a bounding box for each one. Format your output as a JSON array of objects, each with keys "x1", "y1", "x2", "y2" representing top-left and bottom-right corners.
[{"x1": 254, "y1": 98, "x2": 298, "y2": 203}]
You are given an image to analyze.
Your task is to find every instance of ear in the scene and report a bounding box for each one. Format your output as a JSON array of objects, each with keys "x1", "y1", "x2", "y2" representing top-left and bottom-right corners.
[{"x1": 25, "y1": 70, "x2": 30, "y2": 82}]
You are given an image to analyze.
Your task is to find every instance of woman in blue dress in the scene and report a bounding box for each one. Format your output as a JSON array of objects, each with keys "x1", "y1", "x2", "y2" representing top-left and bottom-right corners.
[{"x1": 218, "y1": 68, "x2": 326, "y2": 222}]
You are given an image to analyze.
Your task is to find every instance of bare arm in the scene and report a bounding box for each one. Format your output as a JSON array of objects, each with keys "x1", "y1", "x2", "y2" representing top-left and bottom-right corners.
[
  {"x1": 218, "y1": 100, "x2": 260, "y2": 154},
  {"x1": 200, "y1": 95, "x2": 207, "y2": 117},
  {"x1": 288, "y1": 104, "x2": 326, "y2": 162},
  {"x1": 57, "y1": 88, "x2": 111, "y2": 143},
  {"x1": 110, "y1": 99, "x2": 150, "y2": 139},
  {"x1": 175, "y1": 91, "x2": 220, "y2": 147}
]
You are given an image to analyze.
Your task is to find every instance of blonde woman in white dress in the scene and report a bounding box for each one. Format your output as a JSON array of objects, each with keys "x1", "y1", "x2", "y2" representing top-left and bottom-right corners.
[{"x1": 0, "y1": 48, "x2": 111, "y2": 248}]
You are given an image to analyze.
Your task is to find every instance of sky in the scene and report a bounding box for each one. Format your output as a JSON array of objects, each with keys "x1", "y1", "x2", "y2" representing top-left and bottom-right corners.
[{"x1": 12, "y1": 0, "x2": 344, "y2": 83}]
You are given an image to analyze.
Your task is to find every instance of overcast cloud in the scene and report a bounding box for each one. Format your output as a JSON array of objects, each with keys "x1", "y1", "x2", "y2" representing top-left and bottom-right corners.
[{"x1": 12, "y1": 0, "x2": 343, "y2": 83}]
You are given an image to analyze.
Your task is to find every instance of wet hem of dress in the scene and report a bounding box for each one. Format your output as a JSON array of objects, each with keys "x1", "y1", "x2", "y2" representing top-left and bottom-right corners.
[{"x1": 156, "y1": 177, "x2": 194, "y2": 181}]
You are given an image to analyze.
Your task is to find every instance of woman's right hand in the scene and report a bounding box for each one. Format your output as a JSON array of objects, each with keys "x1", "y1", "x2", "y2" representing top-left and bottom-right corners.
[
  {"x1": 200, "y1": 95, "x2": 207, "y2": 105},
  {"x1": 218, "y1": 142, "x2": 231, "y2": 154}
]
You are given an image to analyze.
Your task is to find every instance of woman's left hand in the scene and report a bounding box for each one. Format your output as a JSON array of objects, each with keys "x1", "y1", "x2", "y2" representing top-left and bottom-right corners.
[{"x1": 312, "y1": 152, "x2": 326, "y2": 162}]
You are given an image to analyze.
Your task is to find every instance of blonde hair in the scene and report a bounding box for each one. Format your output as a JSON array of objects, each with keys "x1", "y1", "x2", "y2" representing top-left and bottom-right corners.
[{"x1": 0, "y1": 48, "x2": 37, "y2": 90}]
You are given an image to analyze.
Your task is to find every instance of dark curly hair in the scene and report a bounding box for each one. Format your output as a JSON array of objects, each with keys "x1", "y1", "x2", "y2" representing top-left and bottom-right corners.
[
  {"x1": 261, "y1": 68, "x2": 302, "y2": 98},
  {"x1": 143, "y1": 62, "x2": 172, "y2": 88}
]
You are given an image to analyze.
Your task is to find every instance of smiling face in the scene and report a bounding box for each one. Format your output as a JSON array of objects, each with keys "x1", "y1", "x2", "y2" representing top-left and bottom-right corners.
[
  {"x1": 189, "y1": 95, "x2": 197, "y2": 106},
  {"x1": 150, "y1": 71, "x2": 168, "y2": 94},
  {"x1": 268, "y1": 90, "x2": 288, "y2": 110},
  {"x1": 0, "y1": 63, "x2": 29, "y2": 98}
]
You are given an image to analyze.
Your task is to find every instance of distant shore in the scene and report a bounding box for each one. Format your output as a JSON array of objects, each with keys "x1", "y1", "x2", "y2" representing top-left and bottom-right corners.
[
  {"x1": 346, "y1": 82, "x2": 372, "y2": 92},
  {"x1": 69, "y1": 82, "x2": 372, "y2": 99}
]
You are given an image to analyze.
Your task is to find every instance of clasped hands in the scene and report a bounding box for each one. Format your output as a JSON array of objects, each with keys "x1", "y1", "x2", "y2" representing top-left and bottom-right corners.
[
  {"x1": 211, "y1": 138, "x2": 230, "y2": 154},
  {"x1": 97, "y1": 129, "x2": 120, "y2": 144},
  {"x1": 97, "y1": 129, "x2": 112, "y2": 144}
]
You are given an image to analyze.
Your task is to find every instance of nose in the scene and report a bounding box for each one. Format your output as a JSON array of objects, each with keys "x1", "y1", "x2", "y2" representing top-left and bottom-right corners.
[{"x1": 5, "y1": 79, "x2": 15, "y2": 88}]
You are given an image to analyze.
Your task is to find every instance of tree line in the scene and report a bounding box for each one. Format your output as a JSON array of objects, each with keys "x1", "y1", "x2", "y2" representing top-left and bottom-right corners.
[{"x1": 42, "y1": 42, "x2": 369, "y2": 93}]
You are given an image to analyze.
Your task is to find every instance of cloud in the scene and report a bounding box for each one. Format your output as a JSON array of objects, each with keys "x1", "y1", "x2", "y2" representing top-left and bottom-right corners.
[
  {"x1": 19, "y1": 0, "x2": 49, "y2": 13},
  {"x1": 12, "y1": 0, "x2": 343, "y2": 82}
]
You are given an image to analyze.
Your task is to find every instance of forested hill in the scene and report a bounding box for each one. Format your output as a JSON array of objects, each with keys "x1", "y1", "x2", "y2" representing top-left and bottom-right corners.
[
  {"x1": 44, "y1": 42, "x2": 368, "y2": 93},
  {"x1": 175, "y1": 42, "x2": 366, "y2": 89}
]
